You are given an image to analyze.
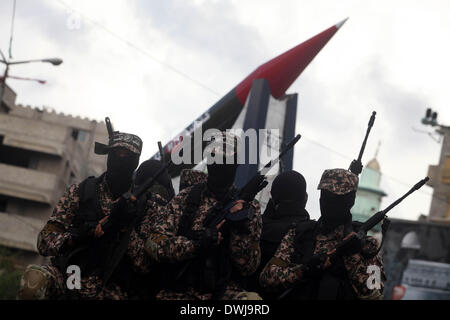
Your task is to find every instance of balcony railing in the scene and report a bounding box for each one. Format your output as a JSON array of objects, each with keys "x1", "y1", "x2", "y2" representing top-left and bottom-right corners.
[
  {"x1": 0, "y1": 163, "x2": 60, "y2": 204},
  {"x1": 0, "y1": 211, "x2": 43, "y2": 252},
  {"x1": 0, "y1": 113, "x2": 68, "y2": 156}
]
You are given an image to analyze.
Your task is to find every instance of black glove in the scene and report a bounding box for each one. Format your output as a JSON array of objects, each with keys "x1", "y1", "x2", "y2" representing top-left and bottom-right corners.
[
  {"x1": 70, "y1": 222, "x2": 95, "y2": 245},
  {"x1": 229, "y1": 219, "x2": 250, "y2": 235},
  {"x1": 227, "y1": 205, "x2": 252, "y2": 234},
  {"x1": 239, "y1": 174, "x2": 268, "y2": 202},
  {"x1": 349, "y1": 160, "x2": 363, "y2": 175},
  {"x1": 338, "y1": 234, "x2": 364, "y2": 256},
  {"x1": 191, "y1": 228, "x2": 219, "y2": 253},
  {"x1": 301, "y1": 253, "x2": 327, "y2": 278}
]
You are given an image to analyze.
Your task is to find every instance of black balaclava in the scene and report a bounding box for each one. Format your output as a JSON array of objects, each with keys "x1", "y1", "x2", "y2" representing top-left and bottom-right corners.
[
  {"x1": 134, "y1": 159, "x2": 175, "y2": 200},
  {"x1": 268, "y1": 170, "x2": 309, "y2": 220},
  {"x1": 106, "y1": 147, "x2": 139, "y2": 198},
  {"x1": 207, "y1": 160, "x2": 238, "y2": 200},
  {"x1": 262, "y1": 198, "x2": 276, "y2": 219},
  {"x1": 319, "y1": 189, "x2": 356, "y2": 229}
]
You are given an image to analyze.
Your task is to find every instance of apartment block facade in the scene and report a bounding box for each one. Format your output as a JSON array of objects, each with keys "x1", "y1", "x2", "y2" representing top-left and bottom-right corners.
[{"x1": 0, "y1": 84, "x2": 108, "y2": 265}]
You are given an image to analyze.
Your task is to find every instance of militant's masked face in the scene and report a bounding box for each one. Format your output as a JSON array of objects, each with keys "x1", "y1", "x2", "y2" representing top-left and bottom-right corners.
[
  {"x1": 207, "y1": 161, "x2": 238, "y2": 199},
  {"x1": 319, "y1": 190, "x2": 356, "y2": 228},
  {"x1": 205, "y1": 133, "x2": 239, "y2": 199},
  {"x1": 270, "y1": 170, "x2": 308, "y2": 218},
  {"x1": 106, "y1": 147, "x2": 139, "y2": 198}
]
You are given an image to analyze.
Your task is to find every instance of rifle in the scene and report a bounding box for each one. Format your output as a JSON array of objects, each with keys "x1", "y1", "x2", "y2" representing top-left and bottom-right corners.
[
  {"x1": 338, "y1": 176, "x2": 429, "y2": 242},
  {"x1": 158, "y1": 141, "x2": 165, "y2": 163},
  {"x1": 203, "y1": 134, "x2": 302, "y2": 228},
  {"x1": 174, "y1": 134, "x2": 302, "y2": 288},
  {"x1": 101, "y1": 158, "x2": 173, "y2": 285},
  {"x1": 349, "y1": 111, "x2": 376, "y2": 175},
  {"x1": 94, "y1": 117, "x2": 115, "y2": 154},
  {"x1": 101, "y1": 158, "x2": 173, "y2": 233},
  {"x1": 278, "y1": 176, "x2": 429, "y2": 300},
  {"x1": 61, "y1": 158, "x2": 173, "y2": 287}
]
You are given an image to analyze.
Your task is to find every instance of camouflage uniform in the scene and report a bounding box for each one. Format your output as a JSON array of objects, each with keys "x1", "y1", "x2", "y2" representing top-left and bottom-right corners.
[
  {"x1": 146, "y1": 164, "x2": 262, "y2": 299},
  {"x1": 127, "y1": 190, "x2": 170, "y2": 275},
  {"x1": 179, "y1": 168, "x2": 207, "y2": 191},
  {"x1": 259, "y1": 225, "x2": 385, "y2": 299},
  {"x1": 260, "y1": 168, "x2": 386, "y2": 300},
  {"x1": 19, "y1": 132, "x2": 151, "y2": 300}
]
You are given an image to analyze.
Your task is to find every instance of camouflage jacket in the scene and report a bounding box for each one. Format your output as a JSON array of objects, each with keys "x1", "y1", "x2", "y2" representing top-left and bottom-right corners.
[
  {"x1": 127, "y1": 190, "x2": 169, "y2": 274},
  {"x1": 259, "y1": 224, "x2": 386, "y2": 300},
  {"x1": 179, "y1": 168, "x2": 207, "y2": 191},
  {"x1": 37, "y1": 176, "x2": 120, "y2": 257},
  {"x1": 146, "y1": 183, "x2": 262, "y2": 282},
  {"x1": 37, "y1": 175, "x2": 167, "y2": 297}
]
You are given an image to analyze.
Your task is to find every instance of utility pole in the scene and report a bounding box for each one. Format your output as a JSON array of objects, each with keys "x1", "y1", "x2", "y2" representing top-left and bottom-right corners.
[
  {"x1": 421, "y1": 108, "x2": 450, "y2": 222},
  {"x1": 0, "y1": 52, "x2": 63, "y2": 106},
  {"x1": 0, "y1": 0, "x2": 63, "y2": 107}
]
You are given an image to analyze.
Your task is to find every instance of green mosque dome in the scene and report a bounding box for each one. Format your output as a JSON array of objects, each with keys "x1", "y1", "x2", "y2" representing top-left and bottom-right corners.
[{"x1": 351, "y1": 154, "x2": 387, "y2": 231}]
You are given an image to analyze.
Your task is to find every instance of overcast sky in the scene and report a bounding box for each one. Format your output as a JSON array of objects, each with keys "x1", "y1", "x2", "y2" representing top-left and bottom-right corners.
[{"x1": 0, "y1": 0, "x2": 448, "y2": 221}]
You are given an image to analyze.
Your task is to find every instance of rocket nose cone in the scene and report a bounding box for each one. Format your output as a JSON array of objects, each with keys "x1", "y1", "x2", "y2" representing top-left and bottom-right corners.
[
  {"x1": 335, "y1": 17, "x2": 349, "y2": 29},
  {"x1": 235, "y1": 19, "x2": 348, "y2": 103}
]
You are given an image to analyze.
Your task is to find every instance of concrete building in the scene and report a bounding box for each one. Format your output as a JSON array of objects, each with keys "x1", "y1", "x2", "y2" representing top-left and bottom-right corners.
[
  {"x1": 0, "y1": 84, "x2": 108, "y2": 266},
  {"x1": 427, "y1": 126, "x2": 450, "y2": 223},
  {"x1": 351, "y1": 151, "x2": 387, "y2": 232}
]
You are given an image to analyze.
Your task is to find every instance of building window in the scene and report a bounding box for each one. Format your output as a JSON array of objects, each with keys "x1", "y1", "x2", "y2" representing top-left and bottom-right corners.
[
  {"x1": 0, "y1": 102, "x2": 9, "y2": 114},
  {"x1": 71, "y1": 129, "x2": 79, "y2": 141},
  {"x1": 78, "y1": 130, "x2": 89, "y2": 142},
  {"x1": 0, "y1": 141, "x2": 37, "y2": 168},
  {"x1": 71, "y1": 128, "x2": 89, "y2": 142},
  {"x1": 0, "y1": 195, "x2": 7, "y2": 212}
]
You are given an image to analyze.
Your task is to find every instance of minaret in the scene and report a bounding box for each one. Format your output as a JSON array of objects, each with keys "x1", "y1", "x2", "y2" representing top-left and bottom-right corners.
[{"x1": 351, "y1": 142, "x2": 387, "y2": 231}]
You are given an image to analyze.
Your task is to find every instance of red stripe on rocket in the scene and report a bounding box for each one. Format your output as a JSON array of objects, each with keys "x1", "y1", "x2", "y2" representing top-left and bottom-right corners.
[
  {"x1": 154, "y1": 18, "x2": 348, "y2": 176},
  {"x1": 235, "y1": 18, "x2": 348, "y2": 103}
]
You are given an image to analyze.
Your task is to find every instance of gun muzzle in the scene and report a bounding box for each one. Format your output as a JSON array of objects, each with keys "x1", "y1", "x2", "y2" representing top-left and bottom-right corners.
[
  {"x1": 413, "y1": 177, "x2": 430, "y2": 190},
  {"x1": 291, "y1": 134, "x2": 301, "y2": 145},
  {"x1": 280, "y1": 134, "x2": 301, "y2": 157},
  {"x1": 368, "y1": 111, "x2": 376, "y2": 127}
]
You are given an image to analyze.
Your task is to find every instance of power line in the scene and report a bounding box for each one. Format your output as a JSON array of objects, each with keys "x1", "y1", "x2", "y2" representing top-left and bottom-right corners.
[{"x1": 52, "y1": 0, "x2": 221, "y2": 97}]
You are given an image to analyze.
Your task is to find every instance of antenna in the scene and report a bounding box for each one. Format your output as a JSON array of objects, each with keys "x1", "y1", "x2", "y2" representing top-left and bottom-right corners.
[
  {"x1": 412, "y1": 127, "x2": 442, "y2": 143},
  {"x1": 8, "y1": 0, "x2": 17, "y2": 59}
]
